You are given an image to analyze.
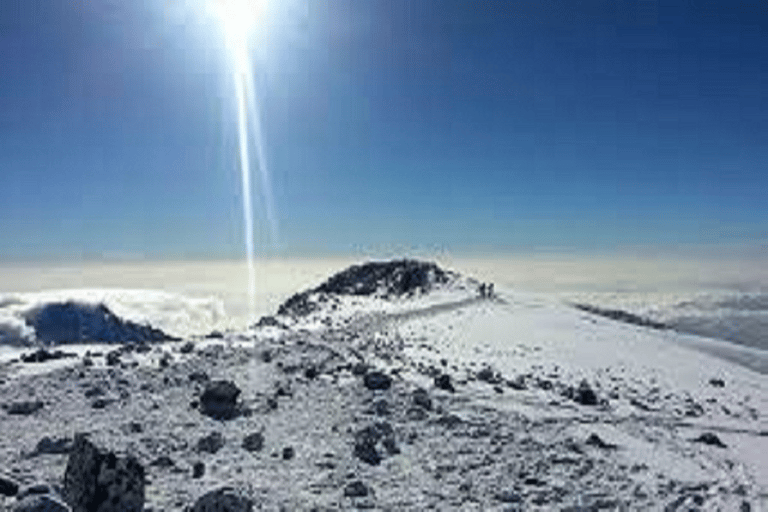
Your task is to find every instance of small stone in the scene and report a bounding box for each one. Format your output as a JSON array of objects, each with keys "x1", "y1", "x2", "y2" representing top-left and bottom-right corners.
[
  {"x1": 709, "y1": 378, "x2": 725, "y2": 388},
  {"x1": 150, "y1": 456, "x2": 175, "y2": 468},
  {"x1": 412, "y1": 388, "x2": 432, "y2": 410},
  {"x1": 33, "y1": 436, "x2": 73, "y2": 455},
  {"x1": 586, "y1": 433, "x2": 616, "y2": 450},
  {"x1": 191, "y1": 462, "x2": 205, "y2": 479},
  {"x1": 434, "y1": 374, "x2": 455, "y2": 393},
  {"x1": 343, "y1": 480, "x2": 369, "y2": 498},
  {"x1": 84, "y1": 385, "x2": 106, "y2": 398},
  {"x1": 363, "y1": 371, "x2": 392, "y2": 391},
  {"x1": 4, "y1": 401, "x2": 44, "y2": 415},
  {"x1": 82, "y1": 357, "x2": 93, "y2": 367},
  {"x1": 282, "y1": 447, "x2": 294, "y2": 460},
  {"x1": 0, "y1": 474, "x2": 19, "y2": 496},
  {"x1": 477, "y1": 367, "x2": 502, "y2": 384},
  {"x1": 351, "y1": 363, "x2": 368, "y2": 376},
  {"x1": 105, "y1": 351, "x2": 121, "y2": 366},
  {"x1": 304, "y1": 366, "x2": 318, "y2": 380},
  {"x1": 371, "y1": 399, "x2": 390, "y2": 416},
  {"x1": 574, "y1": 380, "x2": 598, "y2": 406},
  {"x1": 494, "y1": 490, "x2": 522, "y2": 503},
  {"x1": 134, "y1": 343, "x2": 151, "y2": 354},
  {"x1": 197, "y1": 432, "x2": 225, "y2": 454},
  {"x1": 507, "y1": 376, "x2": 527, "y2": 390},
  {"x1": 179, "y1": 342, "x2": 195, "y2": 354},
  {"x1": 187, "y1": 487, "x2": 252, "y2": 512},
  {"x1": 126, "y1": 422, "x2": 143, "y2": 434},
  {"x1": 13, "y1": 495, "x2": 71, "y2": 512},
  {"x1": 693, "y1": 433, "x2": 727, "y2": 448},
  {"x1": 242, "y1": 433, "x2": 264, "y2": 453},
  {"x1": 159, "y1": 353, "x2": 173, "y2": 369},
  {"x1": 16, "y1": 484, "x2": 53, "y2": 501},
  {"x1": 91, "y1": 397, "x2": 115, "y2": 409}
]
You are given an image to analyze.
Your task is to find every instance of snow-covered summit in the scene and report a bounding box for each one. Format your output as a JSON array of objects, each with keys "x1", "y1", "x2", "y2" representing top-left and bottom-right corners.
[{"x1": 268, "y1": 260, "x2": 478, "y2": 328}]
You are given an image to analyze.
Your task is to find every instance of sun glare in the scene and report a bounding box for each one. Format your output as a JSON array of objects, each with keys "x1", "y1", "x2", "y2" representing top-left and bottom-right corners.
[{"x1": 212, "y1": 0, "x2": 266, "y2": 50}]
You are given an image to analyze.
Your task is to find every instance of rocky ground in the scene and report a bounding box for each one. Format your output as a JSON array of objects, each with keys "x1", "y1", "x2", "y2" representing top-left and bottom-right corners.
[{"x1": 0, "y1": 260, "x2": 765, "y2": 511}]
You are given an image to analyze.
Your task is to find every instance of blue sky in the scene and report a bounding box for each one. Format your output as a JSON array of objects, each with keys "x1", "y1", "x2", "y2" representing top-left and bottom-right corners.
[{"x1": 1, "y1": 0, "x2": 766, "y2": 260}]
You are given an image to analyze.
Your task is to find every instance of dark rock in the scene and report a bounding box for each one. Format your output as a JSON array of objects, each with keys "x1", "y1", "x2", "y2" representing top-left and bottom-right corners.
[
  {"x1": 709, "y1": 378, "x2": 725, "y2": 388},
  {"x1": 205, "y1": 330, "x2": 224, "y2": 339},
  {"x1": 126, "y1": 422, "x2": 143, "y2": 434},
  {"x1": 134, "y1": 344, "x2": 151, "y2": 354},
  {"x1": 405, "y1": 407, "x2": 428, "y2": 421},
  {"x1": 434, "y1": 374, "x2": 455, "y2": 393},
  {"x1": 351, "y1": 363, "x2": 368, "y2": 376},
  {"x1": 282, "y1": 447, "x2": 294, "y2": 460},
  {"x1": 32, "y1": 436, "x2": 73, "y2": 455},
  {"x1": 189, "y1": 371, "x2": 209, "y2": 383},
  {"x1": 493, "y1": 385, "x2": 504, "y2": 394},
  {"x1": 0, "y1": 474, "x2": 19, "y2": 496},
  {"x1": 363, "y1": 371, "x2": 392, "y2": 391},
  {"x1": 191, "y1": 462, "x2": 205, "y2": 479},
  {"x1": 149, "y1": 456, "x2": 175, "y2": 468},
  {"x1": 197, "y1": 432, "x2": 225, "y2": 454},
  {"x1": 21, "y1": 349, "x2": 75, "y2": 363},
  {"x1": 84, "y1": 385, "x2": 106, "y2": 398},
  {"x1": 16, "y1": 484, "x2": 56, "y2": 502},
  {"x1": 91, "y1": 397, "x2": 116, "y2": 409},
  {"x1": 158, "y1": 353, "x2": 173, "y2": 369},
  {"x1": 259, "y1": 350, "x2": 272, "y2": 363},
  {"x1": 242, "y1": 433, "x2": 264, "y2": 453},
  {"x1": 412, "y1": 388, "x2": 432, "y2": 410},
  {"x1": 63, "y1": 433, "x2": 145, "y2": 512},
  {"x1": 354, "y1": 422, "x2": 398, "y2": 466},
  {"x1": 693, "y1": 433, "x2": 727, "y2": 448},
  {"x1": 105, "y1": 351, "x2": 121, "y2": 367},
  {"x1": 586, "y1": 433, "x2": 616, "y2": 450},
  {"x1": 477, "y1": 367, "x2": 502, "y2": 384},
  {"x1": 343, "y1": 481, "x2": 369, "y2": 498},
  {"x1": 13, "y1": 495, "x2": 71, "y2": 512},
  {"x1": 186, "y1": 487, "x2": 253, "y2": 512},
  {"x1": 179, "y1": 342, "x2": 195, "y2": 354},
  {"x1": 82, "y1": 357, "x2": 93, "y2": 367},
  {"x1": 494, "y1": 490, "x2": 522, "y2": 503},
  {"x1": 371, "y1": 399, "x2": 390, "y2": 416},
  {"x1": 574, "y1": 380, "x2": 598, "y2": 406},
  {"x1": 255, "y1": 316, "x2": 286, "y2": 329},
  {"x1": 304, "y1": 366, "x2": 318, "y2": 380},
  {"x1": 506, "y1": 375, "x2": 527, "y2": 390},
  {"x1": 4, "y1": 401, "x2": 44, "y2": 415},
  {"x1": 199, "y1": 380, "x2": 241, "y2": 420}
]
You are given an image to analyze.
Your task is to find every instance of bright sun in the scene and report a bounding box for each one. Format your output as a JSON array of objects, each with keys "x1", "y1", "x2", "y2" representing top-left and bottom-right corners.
[{"x1": 211, "y1": 0, "x2": 266, "y2": 51}]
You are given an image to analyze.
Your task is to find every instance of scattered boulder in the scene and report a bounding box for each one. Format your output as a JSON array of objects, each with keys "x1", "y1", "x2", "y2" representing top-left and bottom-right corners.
[
  {"x1": 476, "y1": 367, "x2": 502, "y2": 385},
  {"x1": 189, "y1": 371, "x2": 209, "y2": 384},
  {"x1": 134, "y1": 343, "x2": 151, "y2": 354},
  {"x1": 199, "y1": 380, "x2": 241, "y2": 420},
  {"x1": 574, "y1": 380, "x2": 598, "y2": 406},
  {"x1": 506, "y1": 375, "x2": 527, "y2": 390},
  {"x1": 434, "y1": 374, "x2": 455, "y2": 393},
  {"x1": 693, "y1": 433, "x2": 727, "y2": 448},
  {"x1": 149, "y1": 456, "x2": 175, "y2": 468},
  {"x1": 363, "y1": 371, "x2": 392, "y2": 391},
  {"x1": 192, "y1": 462, "x2": 205, "y2": 479},
  {"x1": 186, "y1": 487, "x2": 253, "y2": 512},
  {"x1": 179, "y1": 342, "x2": 195, "y2": 354},
  {"x1": 32, "y1": 436, "x2": 73, "y2": 456},
  {"x1": 91, "y1": 397, "x2": 116, "y2": 410},
  {"x1": 4, "y1": 401, "x2": 44, "y2": 415},
  {"x1": 158, "y1": 353, "x2": 173, "y2": 369},
  {"x1": 494, "y1": 490, "x2": 523, "y2": 504},
  {"x1": 282, "y1": 447, "x2": 295, "y2": 460},
  {"x1": 63, "y1": 433, "x2": 145, "y2": 512},
  {"x1": 84, "y1": 385, "x2": 106, "y2": 398},
  {"x1": 13, "y1": 495, "x2": 71, "y2": 512},
  {"x1": 20, "y1": 349, "x2": 75, "y2": 363},
  {"x1": 197, "y1": 432, "x2": 225, "y2": 454},
  {"x1": 343, "y1": 481, "x2": 370, "y2": 498},
  {"x1": 354, "y1": 422, "x2": 399, "y2": 466},
  {"x1": 412, "y1": 388, "x2": 432, "y2": 410},
  {"x1": 351, "y1": 363, "x2": 368, "y2": 376},
  {"x1": 242, "y1": 433, "x2": 264, "y2": 453},
  {"x1": 16, "y1": 484, "x2": 55, "y2": 502},
  {"x1": 585, "y1": 433, "x2": 616, "y2": 450},
  {"x1": 370, "y1": 399, "x2": 390, "y2": 416},
  {"x1": 105, "y1": 351, "x2": 121, "y2": 367},
  {"x1": 0, "y1": 474, "x2": 19, "y2": 496},
  {"x1": 709, "y1": 378, "x2": 725, "y2": 388}
]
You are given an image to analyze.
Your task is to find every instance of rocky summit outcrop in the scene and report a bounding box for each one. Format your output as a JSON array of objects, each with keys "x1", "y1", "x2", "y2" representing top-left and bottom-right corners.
[
  {"x1": 24, "y1": 301, "x2": 177, "y2": 345},
  {"x1": 62, "y1": 434, "x2": 145, "y2": 512},
  {"x1": 277, "y1": 260, "x2": 456, "y2": 316}
]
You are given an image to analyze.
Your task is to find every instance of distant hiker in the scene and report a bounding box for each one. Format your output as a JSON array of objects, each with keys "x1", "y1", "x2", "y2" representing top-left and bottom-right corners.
[{"x1": 479, "y1": 283, "x2": 486, "y2": 298}]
